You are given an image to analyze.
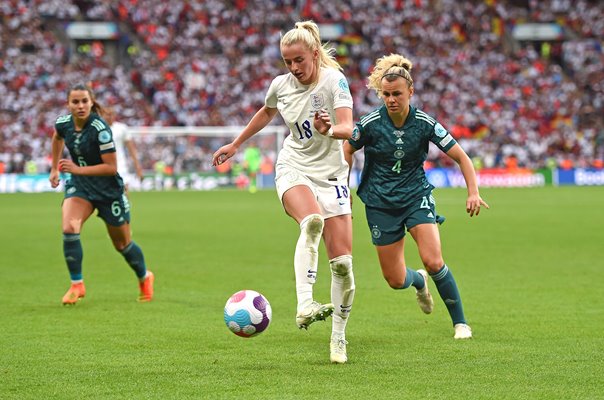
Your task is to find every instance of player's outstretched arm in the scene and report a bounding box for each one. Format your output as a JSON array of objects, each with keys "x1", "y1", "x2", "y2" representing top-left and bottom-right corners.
[
  {"x1": 212, "y1": 106, "x2": 278, "y2": 166},
  {"x1": 446, "y1": 144, "x2": 489, "y2": 217}
]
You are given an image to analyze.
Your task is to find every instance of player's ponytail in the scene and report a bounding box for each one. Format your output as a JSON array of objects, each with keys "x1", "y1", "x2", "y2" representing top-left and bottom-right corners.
[{"x1": 281, "y1": 20, "x2": 342, "y2": 71}]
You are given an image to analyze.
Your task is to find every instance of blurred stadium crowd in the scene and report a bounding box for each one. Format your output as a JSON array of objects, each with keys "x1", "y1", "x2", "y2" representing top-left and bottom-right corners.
[{"x1": 1, "y1": 0, "x2": 602, "y2": 175}]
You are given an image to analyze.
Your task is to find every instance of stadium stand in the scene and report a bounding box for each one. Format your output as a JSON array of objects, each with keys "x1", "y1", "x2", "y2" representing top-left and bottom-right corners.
[{"x1": 0, "y1": 0, "x2": 602, "y2": 174}]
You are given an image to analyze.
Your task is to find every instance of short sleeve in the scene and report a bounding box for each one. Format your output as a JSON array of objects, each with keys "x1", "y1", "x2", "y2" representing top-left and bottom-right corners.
[
  {"x1": 331, "y1": 72, "x2": 353, "y2": 110},
  {"x1": 265, "y1": 77, "x2": 279, "y2": 108},
  {"x1": 55, "y1": 124, "x2": 65, "y2": 139},
  {"x1": 92, "y1": 117, "x2": 116, "y2": 154},
  {"x1": 97, "y1": 128, "x2": 116, "y2": 154},
  {"x1": 430, "y1": 121, "x2": 457, "y2": 152},
  {"x1": 347, "y1": 122, "x2": 367, "y2": 150},
  {"x1": 54, "y1": 115, "x2": 71, "y2": 139}
]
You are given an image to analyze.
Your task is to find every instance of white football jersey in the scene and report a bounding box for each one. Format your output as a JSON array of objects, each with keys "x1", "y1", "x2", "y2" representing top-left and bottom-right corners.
[
  {"x1": 266, "y1": 67, "x2": 353, "y2": 179},
  {"x1": 110, "y1": 121, "x2": 131, "y2": 178}
]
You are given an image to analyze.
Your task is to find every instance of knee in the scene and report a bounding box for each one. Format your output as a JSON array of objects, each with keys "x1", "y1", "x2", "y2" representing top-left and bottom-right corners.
[
  {"x1": 385, "y1": 275, "x2": 405, "y2": 289},
  {"x1": 422, "y1": 257, "x2": 444, "y2": 274},
  {"x1": 330, "y1": 254, "x2": 353, "y2": 276},
  {"x1": 113, "y1": 240, "x2": 130, "y2": 252},
  {"x1": 301, "y1": 214, "x2": 324, "y2": 236},
  {"x1": 299, "y1": 214, "x2": 324, "y2": 247},
  {"x1": 62, "y1": 219, "x2": 82, "y2": 234}
]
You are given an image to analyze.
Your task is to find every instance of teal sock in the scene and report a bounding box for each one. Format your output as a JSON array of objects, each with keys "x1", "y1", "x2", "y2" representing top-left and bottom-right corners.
[
  {"x1": 63, "y1": 233, "x2": 83, "y2": 281},
  {"x1": 430, "y1": 265, "x2": 466, "y2": 325},
  {"x1": 401, "y1": 267, "x2": 425, "y2": 290},
  {"x1": 120, "y1": 241, "x2": 147, "y2": 279}
]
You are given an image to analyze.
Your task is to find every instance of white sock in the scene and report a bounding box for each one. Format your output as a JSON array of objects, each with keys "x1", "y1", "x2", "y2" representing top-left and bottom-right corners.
[
  {"x1": 139, "y1": 271, "x2": 150, "y2": 282},
  {"x1": 330, "y1": 254, "x2": 355, "y2": 337},
  {"x1": 294, "y1": 214, "x2": 324, "y2": 313}
]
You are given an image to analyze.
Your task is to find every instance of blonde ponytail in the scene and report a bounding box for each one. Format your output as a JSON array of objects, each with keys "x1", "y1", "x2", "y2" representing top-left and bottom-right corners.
[{"x1": 281, "y1": 20, "x2": 342, "y2": 71}]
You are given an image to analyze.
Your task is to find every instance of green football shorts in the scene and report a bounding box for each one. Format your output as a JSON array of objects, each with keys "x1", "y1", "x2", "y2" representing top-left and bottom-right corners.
[
  {"x1": 364, "y1": 193, "x2": 438, "y2": 246},
  {"x1": 64, "y1": 182, "x2": 131, "y2": 226}
]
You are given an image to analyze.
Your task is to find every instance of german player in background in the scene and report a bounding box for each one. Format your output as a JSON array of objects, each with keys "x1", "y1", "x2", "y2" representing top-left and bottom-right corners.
[
  {"x1": 212, "y1": 20, "x2": 356, "y2": 363},
  {"x1": 49, "y1": 83, "x2": 154, "y2": 305},
  {"x1": 344, "y1": 54, "x2": 489, "y2": 339},
  {"x1": 103, "y1": 107, "x2": 143, "y2": 192}
]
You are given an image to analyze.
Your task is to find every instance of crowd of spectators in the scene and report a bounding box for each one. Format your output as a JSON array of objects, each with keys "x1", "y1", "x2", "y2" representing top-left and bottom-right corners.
[{"x1": 0, "y1": 0, "x2": 602, "y2": 175}]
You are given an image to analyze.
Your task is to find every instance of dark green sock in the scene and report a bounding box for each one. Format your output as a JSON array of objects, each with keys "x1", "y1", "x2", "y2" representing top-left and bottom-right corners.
[
  {"x1": 120, "y1": 241, "x2": 147, "y2": 279},
  {"x1": 63, "y1": 233, "x2": 83, "y2": 281},
  {"x1": 401, "y1": 267, "x2": 425, "y2": 290},
  {"x1": 430, "y1": 265, "x2": 466, "y2": 325}
]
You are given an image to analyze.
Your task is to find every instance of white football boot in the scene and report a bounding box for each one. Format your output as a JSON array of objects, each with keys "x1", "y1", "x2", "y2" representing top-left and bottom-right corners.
[
  {"x1": 330, "y1": 335, "x2": 348, "y2": 364},
  {"x1": 416, "y1": 269, "x2": 434, "y2": 314},
  {"x1": 296, "y1": 301, "x2": 334, "y2": 330},
  {"x1": 454, "y1": 323, "x2": 473, "y2": 339}
]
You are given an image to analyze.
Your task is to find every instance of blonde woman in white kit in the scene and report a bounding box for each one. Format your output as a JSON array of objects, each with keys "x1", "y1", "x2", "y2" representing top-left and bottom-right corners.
[{"x1": 212, "y1": 20, "x2": 355, "y2": 364}]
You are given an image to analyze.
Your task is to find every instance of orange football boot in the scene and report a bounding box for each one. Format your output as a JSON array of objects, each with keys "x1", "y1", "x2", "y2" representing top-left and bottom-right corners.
[
  {"x1": 62, "y1": 282, "x2": 86, "y2": 305},
  {"x1": 138, "y1": 271, "x2": 154, "y2": 302}
]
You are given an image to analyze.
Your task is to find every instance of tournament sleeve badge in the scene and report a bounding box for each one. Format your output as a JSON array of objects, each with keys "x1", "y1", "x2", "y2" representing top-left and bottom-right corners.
[
  {"x1": 434, "y1": 122, "x2": 448, "y2": 138},
  {"x1": 434, "y1": 122, "x2": 453, "y2": 147},
  {"x1": 98, "y1": 130, "x2": 115, "y2": 151},
  {"x1": 98, "y1": 130, "x2": 112, "y2": 143}
]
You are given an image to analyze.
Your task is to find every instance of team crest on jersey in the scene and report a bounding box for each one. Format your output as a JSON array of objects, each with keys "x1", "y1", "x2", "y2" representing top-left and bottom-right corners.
[
  {"x1": 393, "y1": 130, "x2": 405, "y2": 137},
  {"x1": 394, "y1": 149, "x2": 405, "y2": 159},
  {"x1": 371, "y1": 226, "x2": 382, "y2": 239},
  {"x1": 98, "y1": 130, "x2": 112, "y2": 143},
  {"x1": 434, "y1": 123, "x2": 448, "y2": 138},
  {"x1": 351, "y1": 126, "x2": 360, "y2": 141},
  {"x1": 286, "y1": 170, "x2": 300, "y2": 183},
  {"x1": 311, "y1": 93, "x2": 325, "y2": 109}
]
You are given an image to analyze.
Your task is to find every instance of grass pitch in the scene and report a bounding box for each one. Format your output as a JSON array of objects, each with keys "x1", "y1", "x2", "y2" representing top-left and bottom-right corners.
[{"x1": 0, "y1": 186, "x2": 602, "y2": 399}]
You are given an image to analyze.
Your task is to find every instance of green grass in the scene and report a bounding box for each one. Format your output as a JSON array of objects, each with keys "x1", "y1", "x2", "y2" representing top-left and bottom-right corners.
[{"x1": 0, "y1": 187, "x2": 603, "y2": 399}]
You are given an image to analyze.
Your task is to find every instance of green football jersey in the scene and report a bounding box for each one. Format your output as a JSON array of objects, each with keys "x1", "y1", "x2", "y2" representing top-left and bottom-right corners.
[
  {"x1": 55, "y1": 113, "x2": 124, "y2": 201},
  {"x1": 349, "y1": 105, "x2": 457, "y2": 209},
  {"x1": 244, "y1": 146, "x2": 262, "y2": 172}
]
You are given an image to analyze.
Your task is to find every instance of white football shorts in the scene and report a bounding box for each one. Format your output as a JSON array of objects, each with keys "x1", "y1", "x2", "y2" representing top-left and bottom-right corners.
[{"x1": 275, "y1": 163, "x2": 352, "y2": 219}]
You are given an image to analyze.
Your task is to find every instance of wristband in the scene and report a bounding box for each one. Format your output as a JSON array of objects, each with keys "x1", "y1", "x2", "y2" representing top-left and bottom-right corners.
[{"x1": 327, "y1": 127, "x2": 334, "y2": 137}]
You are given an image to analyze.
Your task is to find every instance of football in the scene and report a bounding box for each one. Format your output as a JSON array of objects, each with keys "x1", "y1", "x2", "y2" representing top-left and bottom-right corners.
[{"x1": 224, "y1": 290, "x2": 272, "y2": 338}]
